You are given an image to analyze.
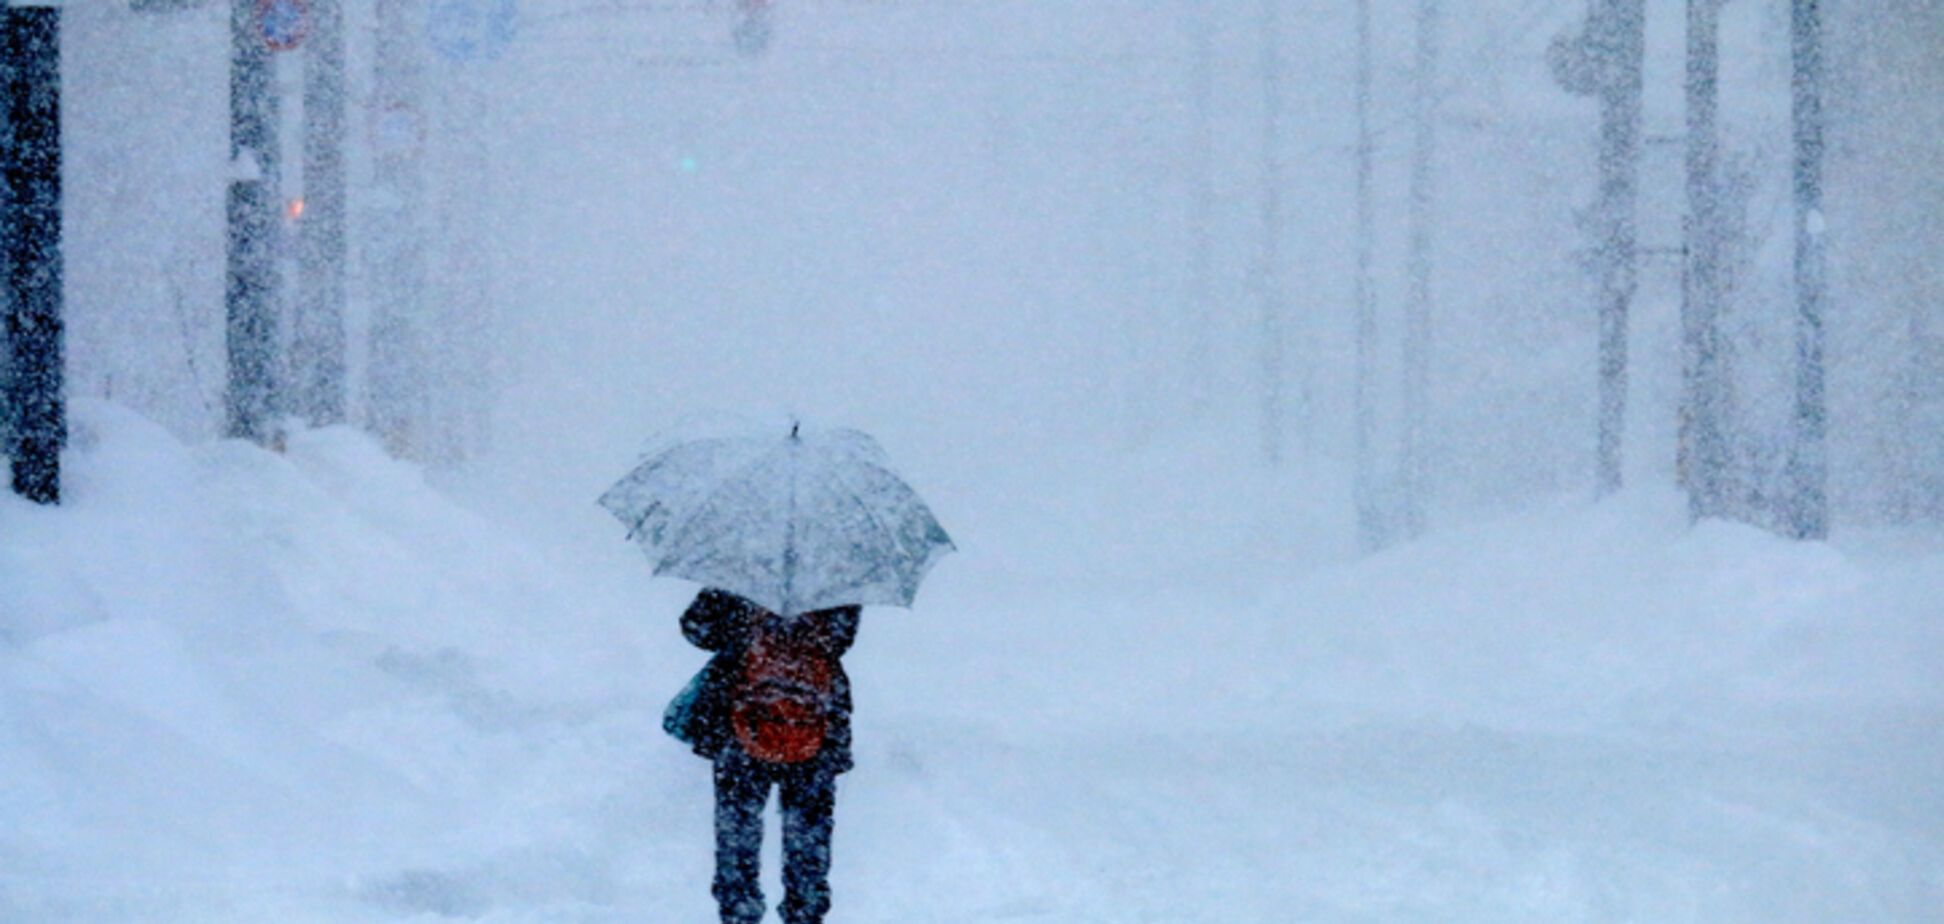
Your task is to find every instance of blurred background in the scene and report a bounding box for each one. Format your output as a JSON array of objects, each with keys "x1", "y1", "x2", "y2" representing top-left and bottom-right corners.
[{"x1": 41, "y1": 0, "x2": 1943, "y2": 563}]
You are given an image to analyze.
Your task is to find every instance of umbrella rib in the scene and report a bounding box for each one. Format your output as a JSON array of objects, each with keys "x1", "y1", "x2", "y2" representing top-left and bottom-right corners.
[
  {"x1": 815, "y1": 448, "x2": 940, "y2": 586},
  {"x1": 780, "y1": 461, "x2": 896, "y2": 612},
  {"x1": 659, "y1": 441, "x2": 790, "y2": 576},
  {"x1": 827, "y1": 454, "x2": 954, "y2": 550},
  {"x1": 816, "y1": 456, "x2": 907, "y2": 565},
  {"x1": 601, "y1": 438, "x2": 735, "y2": 537}
]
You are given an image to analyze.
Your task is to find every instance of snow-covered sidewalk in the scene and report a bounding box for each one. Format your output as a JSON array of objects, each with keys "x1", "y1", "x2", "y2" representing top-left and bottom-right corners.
[{"x1": 3, "y1": 405, "x2": 1939, "y2": 921}]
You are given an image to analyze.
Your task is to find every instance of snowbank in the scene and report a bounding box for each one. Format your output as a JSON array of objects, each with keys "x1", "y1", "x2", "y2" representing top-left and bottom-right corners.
[
  {"x1": 0, "y1": 403, "x2": 676, "y2": 921},
  {"x1": 3, "y1": 404, "x2": 1940, "y2": 921}
]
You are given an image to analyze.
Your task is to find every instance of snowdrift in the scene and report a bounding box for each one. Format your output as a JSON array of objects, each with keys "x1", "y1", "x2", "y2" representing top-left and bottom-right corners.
[
  {"x1": 3, "y1": 403, "x2": 1940, "y2": 921},
  {"x1": 0, "y1": 403, "x2": 682, "y2": 921}
]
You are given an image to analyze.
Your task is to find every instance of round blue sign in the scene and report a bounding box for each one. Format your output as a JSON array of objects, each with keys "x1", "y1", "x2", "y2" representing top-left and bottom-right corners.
[
  {"x1": 258, "y1": 0, "x2": 309, "y2": 51},
  {"x1": 427, "y1": 0, "x2": 518, "y2": 63}
]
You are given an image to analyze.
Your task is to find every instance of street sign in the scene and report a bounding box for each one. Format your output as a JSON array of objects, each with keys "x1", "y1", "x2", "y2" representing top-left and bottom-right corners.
[
  {"x1": 258, "y1": 0, "x2": 309, "y2": 52},
  {"x1": 734, "y1": 0, "x2": 771, "y2": 56},
  {"x1": 427, "y1": 0, "x2": 517, "y2": 63},
  {"x1": 369, "y1": 101, "x2": 426, "y2": 159}
]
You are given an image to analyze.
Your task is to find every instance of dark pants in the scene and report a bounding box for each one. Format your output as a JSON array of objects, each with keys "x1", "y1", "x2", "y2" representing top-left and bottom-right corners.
[{"x1": 713, "y1": 747, "x2": 837, "y2": 924}]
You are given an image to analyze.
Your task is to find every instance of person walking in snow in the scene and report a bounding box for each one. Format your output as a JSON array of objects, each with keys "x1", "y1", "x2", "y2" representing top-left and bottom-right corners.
[
  {"x1": 674, "y1": 588, "x2": 859, "y2": 924},
  {"x1": 601, "y1": 425, "x2": 951, "y2": 922}
]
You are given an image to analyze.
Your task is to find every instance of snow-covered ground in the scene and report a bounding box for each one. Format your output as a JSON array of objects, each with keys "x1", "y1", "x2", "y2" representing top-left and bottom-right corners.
[{"x1": 3, "y1": 403, "x2": 1939, "y2": 922}]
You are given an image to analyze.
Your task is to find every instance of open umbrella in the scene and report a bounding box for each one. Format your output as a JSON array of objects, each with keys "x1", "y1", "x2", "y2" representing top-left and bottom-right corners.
[{"x1": 599, "y1": 425, "x2": 954, "y2": 616}]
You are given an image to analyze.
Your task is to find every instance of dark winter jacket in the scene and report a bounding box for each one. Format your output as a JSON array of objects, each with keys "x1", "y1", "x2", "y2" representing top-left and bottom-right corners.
[{"x1": 678, "y1": 588, "x2": 859, "y2": 774}]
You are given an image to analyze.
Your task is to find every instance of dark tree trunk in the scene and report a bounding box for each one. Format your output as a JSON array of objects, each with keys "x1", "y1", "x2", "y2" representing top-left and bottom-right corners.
[{"x1": 3, "y1": 6, "x2": 64, "y2": 504}]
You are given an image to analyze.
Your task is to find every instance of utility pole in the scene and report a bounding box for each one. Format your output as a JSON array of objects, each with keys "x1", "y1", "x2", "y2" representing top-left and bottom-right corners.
[
  {"x1": 1353, "y1": 0, "x2": 1381, "y2": 549},
  {"x1": 2, "y1": 4, "x2": 63, "y2": 504},
  {"x1": 1400, "y1": 0, "x2": 1439, "y2": 539},
  {"x1": 1185, "y1": 4, "x2": 1215, "y2": 414},
  {"x1": 1598, "y1": 0, "x2": 1644, "y2": 498},
  {"x1": 1786, "y1": 0, "x2": 1829, "y2": 539},
  {"x1": 1682, "y1": 0, "x2": 1731, "y2": 521},
  {"x1": 369, "y1": 0, "x2": 430, "y2": 459},
  {"x1": 1553, "y1": 0, "x2": 1644, "y2": 496},
  {"x1": 1256, "y1": 0, "x2": 1286, "y2": 467},
  {"x1": 294, "y1": 0, "x2": 348, "y2": 426},
  {"x1": 227, "y1": 0, "x2": 284, "y2": 445},
  {"x1": 426, "y1": 64, "x2": 496, "y2": 463}
]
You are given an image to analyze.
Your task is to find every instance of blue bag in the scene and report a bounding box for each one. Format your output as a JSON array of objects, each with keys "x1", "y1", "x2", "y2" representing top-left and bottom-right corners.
[{"x1": 663, "y1": 663, "x2": 710, "y2": 745}]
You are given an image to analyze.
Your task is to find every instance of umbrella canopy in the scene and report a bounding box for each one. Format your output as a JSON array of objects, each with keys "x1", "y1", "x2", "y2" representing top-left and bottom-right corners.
[{"x1": 599, "y1": 426, "x2": 955, "y2": 616}]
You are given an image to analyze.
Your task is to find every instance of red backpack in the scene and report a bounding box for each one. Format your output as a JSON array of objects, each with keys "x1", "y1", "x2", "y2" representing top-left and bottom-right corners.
[{"x1": 731, "y1": 618, "x2": 835, "y2": 764}]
